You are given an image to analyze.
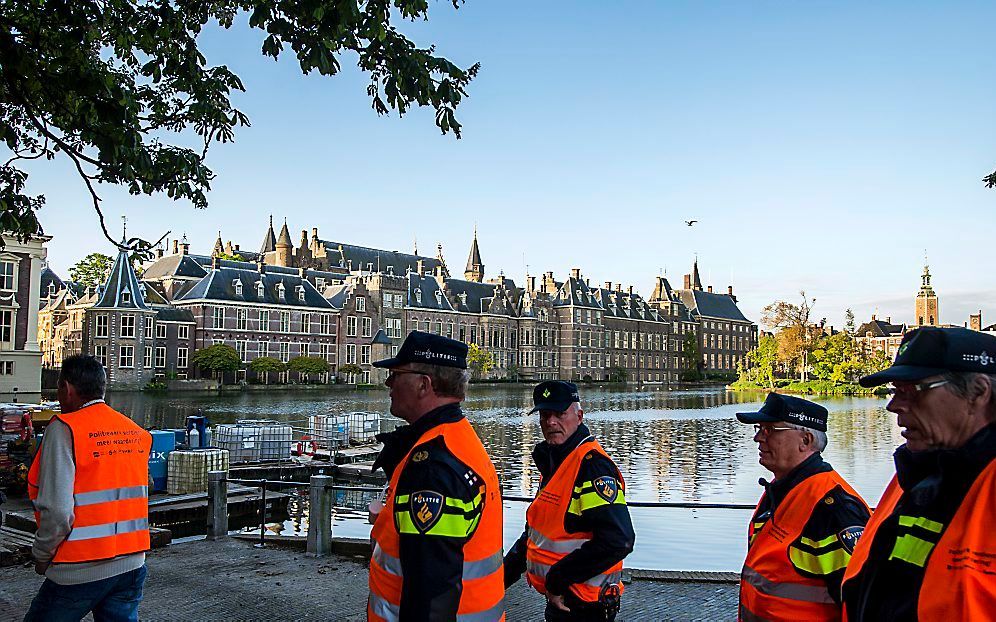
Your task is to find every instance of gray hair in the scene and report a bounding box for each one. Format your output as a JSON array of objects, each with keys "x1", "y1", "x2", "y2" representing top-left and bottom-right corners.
[
  {"x1": 942, "y1": 372, "x2": 996, "y2": 419},
  {"x1": 60, "y1": 354, "x2": 107, "y2": 401},
  {"x1": 786, "y1": 422, "x2": 828, "y2": 452},
  {"x1": 409, "y1": 363, "x2": 471, "y2": 400}
]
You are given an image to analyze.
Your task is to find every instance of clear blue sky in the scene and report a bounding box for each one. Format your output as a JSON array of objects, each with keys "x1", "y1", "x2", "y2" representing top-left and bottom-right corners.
[{"x1": 23, "y1": 1, "x2": 996, "y2": 329}]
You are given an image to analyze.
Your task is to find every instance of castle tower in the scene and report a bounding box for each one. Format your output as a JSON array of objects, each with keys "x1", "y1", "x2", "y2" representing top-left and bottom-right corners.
[
  {"x1": 275, "y1": 218, "x2": 293, "y2": 267},
  {"x1": 211, "y1": 231, "x2": 224, "y2": 257},
  {"x1": 260, "y1": 215, "x2": 277, "y2": 255},
  {"x1": 464, "y1": 228, "x2": 484, "y2": 282},
  {"x1": 915, "y1": 261, "x2": 939, "y2": 327}
]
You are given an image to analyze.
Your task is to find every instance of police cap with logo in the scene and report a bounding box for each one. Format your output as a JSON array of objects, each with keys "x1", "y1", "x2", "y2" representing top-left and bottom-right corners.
[
  {"x1": 736, "y1": 392, "x2": 829, "y2": 432},
  {"x1": 859, "y1": 326, "x2": 996, "y2": 387},
  {"x1": 371, "y1": 330, "x2": 468, "y2": 369},
  {"x1": 529, "y1": 380, "x2": 581, "y2": 414}
]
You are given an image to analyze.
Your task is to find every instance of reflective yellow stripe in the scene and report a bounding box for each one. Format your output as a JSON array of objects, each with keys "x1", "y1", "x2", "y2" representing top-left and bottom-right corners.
[
  {"x1": 898, "y1": 515, "x2": 943, "y2": 534},
  {"x1": 567, "y1": 489, "x2": 627, "y2": 515},
  {"x1": 888, "y1": 534, "x2": 935, "y2": 567},
  {"x1": 445, "y1": 492, "x2": 483, "y2": 513},
  {"x1": 789, "y1": 545, "x2": 851, "y2": 575},
  {"x1": 395, "y1": 511, "x2": 481, "y2": 538},
  {"x1": 799, "y1": 534, "x2": 838, "y2": 549}
]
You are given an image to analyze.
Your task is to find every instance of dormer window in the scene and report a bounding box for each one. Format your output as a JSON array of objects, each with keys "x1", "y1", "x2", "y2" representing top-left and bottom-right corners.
[
  {"x1": 414, "y1": 287, "x2": 422, "y2": 304},
  {"x1": 277, "y1": 282, "x2": 286, "y2": 297},
  {"x1": 459, "y1": 292, "x2": 468, "y2": 306},
  {"x1": 256, "y1": 281, "x2": 264, "y2": 297},
  {"x1": 297, "y1": 285, "x2": 306, "y2": 302},
  {"x1": 121, "y1": 289, "x2": 131, "y2": 305},
  {"x1": 315, "y1": 277, "x2": 325, "y2": 290},
  {"x1": 434, "y1": 290, "x2": 442, "y2": 305},
  {"x1": 234, "y1": 280, "x2": 243, "y2": 296}
]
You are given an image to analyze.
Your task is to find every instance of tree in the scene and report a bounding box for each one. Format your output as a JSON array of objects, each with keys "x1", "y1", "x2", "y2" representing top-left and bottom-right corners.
[
  {"x1": 681, "y1": 333, "x2": 701, "y2": 374},
  {"x1": 0, "y1": 1, "x2": 479, "y2": 253},
  {"x1": 337, "y1": 363, "x2": 363, "y2": 383},
  {"x1": 844, "y1": 308, "x2": 856, "y2": 336},
  {"x1": 607, "y1": 365, "x2": 628, "y2": 383},
  {"x1": 287, "y1": 355, "x2": 330, "y2": 383},
  {"x1": 191, "y1": 344, "x2": 240, "y2": 380},
  {"x1": 215, "y1": 252, "x2": 245, "y2": 262},
  {"x1": 762, "y1": 291, "x2": 819, "y2": 381},
  {"x1": 69, "y1": 253, "x2": 113, "y2": 290},
  {"x1": 467, "y1": 343, "x2": 494, "y2": 380},
  {"x1": 249, "y1": 356, "x2": 286, "y2": 384},
  {"x1": 737, "y1": 335, "x2": 778, "y2": 390}
]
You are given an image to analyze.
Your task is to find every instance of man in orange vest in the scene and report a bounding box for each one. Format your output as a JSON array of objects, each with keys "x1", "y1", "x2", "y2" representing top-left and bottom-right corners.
[
  {"x1": 25, "y1": 354, "x2": 152, "y2": 621},
  {"x1": 504, "y1": 381, "x2": 635, "y2": 622},
  {"x1": 737, "y1": 393, "x2": 870, "y2": 621},
  {"x1": 367, "y1": 331, "x2": 505, "y2": 621},
  {"x1": 842, "y1": 326, "x2": 996, "y2": 620}
]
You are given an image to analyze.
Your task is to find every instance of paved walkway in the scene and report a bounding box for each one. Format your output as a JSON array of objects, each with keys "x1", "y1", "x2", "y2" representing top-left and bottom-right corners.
[{"x1": 0, "y1": 538, "x2": 738, "y2": 621}]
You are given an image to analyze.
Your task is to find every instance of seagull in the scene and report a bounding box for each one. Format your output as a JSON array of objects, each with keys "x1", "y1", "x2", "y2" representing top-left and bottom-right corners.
[{"x1": 685, "y1": 220, "x2": 698, "y2": 227}]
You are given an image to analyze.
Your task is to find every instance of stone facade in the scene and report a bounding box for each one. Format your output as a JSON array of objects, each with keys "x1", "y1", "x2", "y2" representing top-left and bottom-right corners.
[
  {"x1": 915, "y1": 263, "x2": 939, "y2": 327},
  {"x1": 0, "y1": 233, "x2": 49, "y2": 394}
]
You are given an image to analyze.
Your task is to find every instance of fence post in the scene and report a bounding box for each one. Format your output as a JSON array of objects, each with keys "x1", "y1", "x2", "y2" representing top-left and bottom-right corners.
[
  {"x1": 206, "y1": 470, "x2": 228, "y2": 540},
  {"x1": 307, "y1": 475, "x2": 334, "y2": 556}
]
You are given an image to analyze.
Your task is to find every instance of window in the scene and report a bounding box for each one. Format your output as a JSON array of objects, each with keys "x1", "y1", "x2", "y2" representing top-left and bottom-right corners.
[
  {"x1": 236, "y1": 340, "x2": 247, "y2": 360},
  {"x1": 94, "y1": 345, "x2": 107, "y2": 367},
  {"x1": 178, "y1": 324, "x2": 189, "y2": 340},
  {"x1": 319, "y1": 343, "x2": 333, "y2": 361},
  {"x1": 302, "y1": 314, "x2": 311, "y2": 333},
  {"x1": 95, "y1": 314, "x2": 108, "y2": 338},
  {"x1": 320, "y1": 314, "x2": 333, "y2": 335},
  {"x1": 386, "y1": 318, "x2": 403, "y2": 338},
  {"x1": 356, "y1": 297, "x2": 366, "y2": 312},
  {"x1": 279, "y1": 342, "x2": 289, "y2": 363},
  {"x1": 237, "y1": 308, "x2": 248, "y2": 330},
  {"x1": 144, "y1": 346, "x2": 153, "y2": 368},
  {"x1": 145, "y1": 316, "x2": 154, "y2": 334},
  {"x1": 300, "y1": 342, "x2": 309, "y2": 357},
  {"x1": 256, "y1": 281, "x2": 265, "y2": 297},
  {"x1": 414, "y1": 288, "x2": 422, "y2": 304},
  {"x1": 234, "y1": 280, "x2": 243, "y2": 296},
  {"x1": 316, "y1": 277, "x2": 326, "y2": 290},
  {"x1": 121, "y1": 315, "x2": 136, "y2": 338},
  {"x1": 259, "y1": 310, "x2": 270, "y2": 331},
  {"x1": 120, "y1": 345, "x2": 134, "y2": 368},
  {"x1": 259, "y1": 341, "x2": 268, "y2": 357},
  {"x1": 121, "y1": 290, "x2": 131, "y2": 305},
  {"x1": 0, "y1": 261, "x2": 14, "y2": 291},
  {"x1": 0, "y1": 361, "x2": 14, "y2": 375},
  {"x1": 362, "y1": 317, "x2": 372, "y2": 338},
  {"x1": 360, "y1": 345, "x2": 371, "y2": 364},
  {"x1": 346, "y1": 316, "x2": 357, "y2": 337},
  {"x1": 156, "y1": 322, "x2": 167, "y2": 339},
  {"x1": 280, "y1": 311, "x2": 290, "y2": 333},
  {"x1": 297, "y1": 285, "x2": 306, "y2": 302},
  {"x1": 394, "y1": 293, "x2": 404, "y2": 308},
  {"x1": 346, "y1": 344, "x2": 356, "y2": 364},
  {"x1": 212, "y1": 307, "x2": 225, "y2": 329},
  {"x1": 155, "y1": 346, "x2": 166, "y2": 368},
  {"x1": 277, "y1": 282, "x2": 286, "y2": 297},
  {"x1": 177, "y1": 347, "x2": 188, "y2": 369},
  {"x1": 383, "y1": 295, "x2": 392, "y2": 310}
]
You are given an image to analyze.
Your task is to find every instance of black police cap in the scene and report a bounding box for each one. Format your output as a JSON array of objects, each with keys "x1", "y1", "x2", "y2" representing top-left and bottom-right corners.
[
  {"x1": 736, "y1": 392, "x2": 828, "y2": 432},
  {"x1": 860, "y1": 326, "x2": 996, "y2": 387},
  {"x1": 529, "y1": 380, "x2": 581, "y2": 414},
  {"x1": 371, "y1": 330, "x2": 468, "y2": 369}
]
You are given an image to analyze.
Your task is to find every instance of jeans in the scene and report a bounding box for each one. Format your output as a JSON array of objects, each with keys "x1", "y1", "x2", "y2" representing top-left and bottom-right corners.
[{"x1": 24, "y1": 564, "x2": 147, "y2": 622}]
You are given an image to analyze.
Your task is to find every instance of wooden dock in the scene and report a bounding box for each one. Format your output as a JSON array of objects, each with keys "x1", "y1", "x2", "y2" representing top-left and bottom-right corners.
[{"x1": 0, "y1": 525, "x2": 34, "y2": 566}]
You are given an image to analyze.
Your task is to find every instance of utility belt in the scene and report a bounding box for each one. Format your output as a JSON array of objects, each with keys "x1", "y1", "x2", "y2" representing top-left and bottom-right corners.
[{"x1": 548, "y1": 586, "x2": 621, "y2": 622}]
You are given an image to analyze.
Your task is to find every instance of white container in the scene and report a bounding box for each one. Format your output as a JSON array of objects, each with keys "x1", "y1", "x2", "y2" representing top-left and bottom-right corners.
[
  {"x1": 349, "y1": 412, "x2": 381, "y2": 444},
  {"x1": 215, "y1": 421, "x2": 292, "y2": 462},
  {"x1": 167, "y1": 449, "x2": 229, "y2": 494},
  {"x1": 309, "y1": 415, "x2": 350, "y2": 449}
]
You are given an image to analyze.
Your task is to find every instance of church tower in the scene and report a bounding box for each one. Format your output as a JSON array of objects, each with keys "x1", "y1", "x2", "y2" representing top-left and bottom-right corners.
[
  {"x1": 915, "y1": 261, "x2": 939, "y2": 327},
  {"x1": 464, "y1": 228, "x2": 484, "y2": 282}
]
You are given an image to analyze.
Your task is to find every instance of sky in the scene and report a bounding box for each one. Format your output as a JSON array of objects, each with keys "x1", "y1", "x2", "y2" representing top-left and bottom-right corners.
[{"x1": 19, "y1": 1, "x2": 996, "y2": 330}]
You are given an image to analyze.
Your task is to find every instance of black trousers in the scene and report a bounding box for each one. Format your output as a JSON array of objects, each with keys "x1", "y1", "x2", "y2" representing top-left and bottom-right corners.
[{"x1": 543, "y1": 591, "x2": 618, "y2": 622}]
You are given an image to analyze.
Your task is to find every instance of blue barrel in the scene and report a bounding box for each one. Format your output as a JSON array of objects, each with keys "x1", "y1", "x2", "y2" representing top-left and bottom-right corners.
[{"x1": 148, "y1": 430, "x2": 176, "y2": 493}]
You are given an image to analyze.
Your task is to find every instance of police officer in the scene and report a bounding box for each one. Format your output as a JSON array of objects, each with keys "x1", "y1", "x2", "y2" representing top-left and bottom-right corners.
[
  {"x1": 367, "y1": 331, "x2": 505, "y2": 622},
  {"x1": 504, "y1": 381, "x2": 635, "y2": 622},
  {"x1": 736, "y1": 393, "x2": 870, "y2": 621},
  {"x1": 841, "y1": 327, "x2": 996, "y2": 620}
]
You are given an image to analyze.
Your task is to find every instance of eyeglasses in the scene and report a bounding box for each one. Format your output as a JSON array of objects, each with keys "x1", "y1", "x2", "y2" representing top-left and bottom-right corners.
[
  {"x1": 753, "y1": 424, "x2": 796, "y2": 437},
  {"x1": 386, "y1": 370, "x2": 428, "y2": 383},
  {"x1": 886, "y1": 379, "x2": 949, "y2": 398}
]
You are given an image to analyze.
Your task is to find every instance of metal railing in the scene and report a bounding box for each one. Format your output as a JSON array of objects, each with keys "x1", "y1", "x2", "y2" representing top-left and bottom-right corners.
[{"x1": 205, "y1": 472, "x2": 758, "y2": 557}]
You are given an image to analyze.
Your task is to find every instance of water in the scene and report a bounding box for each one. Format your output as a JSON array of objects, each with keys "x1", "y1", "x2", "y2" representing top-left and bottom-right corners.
[{"x1": 106, "y1": 386, "x2": 901, "y2": 571}]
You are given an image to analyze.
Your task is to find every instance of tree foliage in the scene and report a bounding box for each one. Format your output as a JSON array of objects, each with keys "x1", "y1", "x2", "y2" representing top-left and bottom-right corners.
[
  {"x1": 0, "y1": 0, "x2": 478, "y2": 252},
  {"x1": 69, "y1": 252, "x2": 113, "y2": 290},
  {"x1": 249, "y1": 356, "x2": 286, "y2": 373},
  {"x1": 466, "y1": 343, "x2": 494, "y2": 380},
  {"x1": 191, "y1": 343, "x2": 241, "y2": 374},
  {"x1": 737, "y1": 334, "x2": 778, "y2": 390},
  {"x1": 607, "y1": 365, "x2": 628, "y2": 383},
  {"x1": 337, "y1": 362, "x2": 363, "y2": 381},
  {"x1": 762, "y1": 291, "x2": 820, "y2": 380},
  {"x1": 215, "y1": 252, "x2": 244, "y2": 262},
  {"x1": 288, "y1": 355, "x2": 330, "y2": 379}
]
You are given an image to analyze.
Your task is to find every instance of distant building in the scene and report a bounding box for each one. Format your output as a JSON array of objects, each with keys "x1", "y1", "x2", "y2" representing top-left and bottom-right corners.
[
  {"x1": 915, "y1": 262, "x2": 939, "y2": 327},
  {"x1": 855, "y1": 315, "x2": 907, "y2": 360},
  {"x1": 0, "y1": 233, "x2": 50, "y2": 394}
]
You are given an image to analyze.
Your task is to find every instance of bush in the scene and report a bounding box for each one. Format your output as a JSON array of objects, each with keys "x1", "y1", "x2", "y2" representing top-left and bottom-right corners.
[{"x1": 142, "y1": 379, "x2": 168, "y2": 394}]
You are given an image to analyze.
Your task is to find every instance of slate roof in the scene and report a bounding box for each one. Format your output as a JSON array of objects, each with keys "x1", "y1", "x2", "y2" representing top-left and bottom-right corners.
[
  {"x1": 94, "y1": 249, "x2": 151, "y2": 310},
  {"x1": 553, "y1": 276, "x2": 602, "y2": 309},
  {"x1": 40, "y1": 266, "x2": 63, "y2": 297},
  {"x1": 320, "y1": 240, "x2": 441, "y2": 276},
  {"x1": 41, "y1": 287, "x2": 76, "y2": 312},
  {"x1": 594, "y1": 288, "x2": 664, "y2": 323},
  {"x1": 855, "y1": 319, "x2": 906, "y2": 337},
  {"x1": 465, "y1": 234, "x2": 483, "y2": 272},
  {"x1": 444, "y1": 277, "x2": 517, "y2": 316},
  {"x1": 142, "y1": 254, "x2": 208, "y2": 280},
  {"x1": 176, "y1": 267, "x2": 334, "y2": 309},
  {"x1": 371, "y1": 329, "x2": 392, "y2": 345},
  {"x1": 407, "y1": 274, "x2": 454, "y2": 311},
  {"x1": 260, "y1": 218, "x2": 277, "y2": 254},
  {"x1": 679, "y1": 289, "x2": 750, "y2": 323},
  {"x1": 324, "y1": 284, "x2": 351, "y2": 309},
  {"x1": 154, "y1": 307, "x2": 195, "y2": 323}
]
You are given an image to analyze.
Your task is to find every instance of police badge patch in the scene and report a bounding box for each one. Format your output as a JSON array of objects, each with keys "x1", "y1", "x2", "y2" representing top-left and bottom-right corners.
[
  {"x1": 838, "y1": 526, "x2": 864, "y2": 554},
  {"x1": 410, "y1": 491, "x2": 445, "y2": 533},
  {"x1": 592, "y1": 476, "x2": 619, "y2": 503}
]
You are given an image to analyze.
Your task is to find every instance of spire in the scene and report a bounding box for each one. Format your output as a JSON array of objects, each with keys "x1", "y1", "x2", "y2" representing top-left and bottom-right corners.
[
  {"x1": 435, "y1": 243, "x2": 450, "y2": 279},
  {"x1": 94, "y1": 245, "x2": 150, "y2": 310},
  {"x1": 212, "y1": 231, "x2": 224, "y2": 257},
  {"x1": 276, "y1": 218, "x2": 292, "y2": 247},
  {"x1": 692, "y1": 256, "x2": 703, "y2": 291},
  {"x1": 260, "y1": 215, "x2": 277, "y2": 254},
  {"x1": 464, "y1": 228, "x2": 484, "y2": 282},
  {"x1": 414, "y1": 235, "x2": 419, "y2": 256}
]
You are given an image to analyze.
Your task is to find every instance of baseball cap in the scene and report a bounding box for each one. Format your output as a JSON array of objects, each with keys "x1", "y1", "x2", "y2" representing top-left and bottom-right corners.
[
  {"x1": 371, "y1": 330, "x2": 468, "y2": 369},
  {"x1": 859, "y1": 326, "x2": 996, "y2": 387},
  {"x1": 529, "y1": 380, "x2": 580, "y2": 414},
  {"x1": 736, "y1": 392, "x2": 828, "y2": 432}
]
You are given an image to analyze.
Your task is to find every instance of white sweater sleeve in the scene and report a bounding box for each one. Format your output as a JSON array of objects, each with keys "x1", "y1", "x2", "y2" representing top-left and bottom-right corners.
[{"x1": 31, "y1": 420, "x2": 76, "y2": 563}]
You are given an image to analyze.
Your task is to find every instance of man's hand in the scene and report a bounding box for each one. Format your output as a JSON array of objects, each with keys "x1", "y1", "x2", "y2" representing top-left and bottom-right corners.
[
  {"x1": 546, "y1": 592, "x2": 571, "y2": 612},
  {"x1": 34, "y1": 561, "x2": 49, "y2": 576}
]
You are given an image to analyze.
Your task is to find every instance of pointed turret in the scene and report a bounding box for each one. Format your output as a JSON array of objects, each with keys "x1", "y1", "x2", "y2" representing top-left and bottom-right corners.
[
  {"x1": 260, "y1": 216, "x2": 277, "y2": 254},
  {"x1": 915, "y1": 257, "x2": 939, "y2": 327},
  {"x1": 692, "y1": 258, "x2": 703, "y2": 291},
  {"x1": 464, "y1": 228, "x2": 484, "y2": 282},
  {"x1": 435, "y1": 243, "x2": 451, "y2": 279},
  {"x1": 94, "y1": 246, "x2": 150, "y2": 310},
  {"x1": 212, "y1": 231, "x2": 224, "y2": 257},
  {"x1": 277, "y1": 218, "x2": 292, "y2": 247}
]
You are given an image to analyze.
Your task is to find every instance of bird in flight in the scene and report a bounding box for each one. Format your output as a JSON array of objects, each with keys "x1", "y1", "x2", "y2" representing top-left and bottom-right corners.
[{"x1": 685, "y1": 220, "x2": 698, "y2": 227}]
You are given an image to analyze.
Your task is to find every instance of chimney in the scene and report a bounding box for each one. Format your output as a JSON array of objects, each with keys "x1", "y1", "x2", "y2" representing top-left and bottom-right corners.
[
  {"x1": 528, "y1": 276, "x2": 537, "y2": 292},
  {"x1": 257, "y1": 257, "x2": 266, "y2": 274},
  {"x1": 172, "y1": 239, "x2": 179, "y2": 254},
  {"x1": 707, "y1": 285, "x2": 713, "y2": 293},
  {"x1": 155, "y1": 246, "x2": 164, "y2": 259},
  {"x1": 616, "y1": 283, "x2": 622, "y2": 292},
  {"x1": 180, "y1": 241, "x2": 189, "y2": 255},
  {"x1": 299, "y1": 267, "x2": 307, "y2": 278},
  {"x1": 728, "y1": 285, "x2": 737, "y2": 303},
  {"x1": 683, "y1": 274, "x2": 691, "y2": 289},
  {"x1": 234, "y1": 244, "x2": 240, "y2": 251},
  {"x1": 570, "y1": 268, "x2": 581, "y2": 280},
  {"x1": 211, "y1": 255, "x2": 220, "y2": 270},
  {"x1": 627, "y1": 285, "x2": 634, "y2": 295},
  {"x1": 585, "y1": 278, "x2": 590, "y2": 286},
  {"x1": 604, "y1": 281, "x2": 612, "y2": 290},
  {"x1": 416, "y1": 259, "x2": 425, "y2": 275},
  {"x1": 871, "y1": 314, "x2": 877, "y2": 321},
  {"x1": 886, "y1": 316, "x2": 891, "y2": 324}
]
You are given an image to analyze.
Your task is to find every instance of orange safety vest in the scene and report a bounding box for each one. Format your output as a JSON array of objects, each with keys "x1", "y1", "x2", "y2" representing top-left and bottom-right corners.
[
  {"x1": 841, "y1": 461, "x2": 996, "y2": 621},
  {"x1": 525, "y1": 438, "x2": 625, "y2": 603},
  {"x1": 27, "y1": 402, "x2": 152, "y2": 564},
  {"x1": 739, "y1": 470, "x2": 866, "y2": 622},
  {"x1": 367, "y1": 418, "x2": 505, "y2": 622}
]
